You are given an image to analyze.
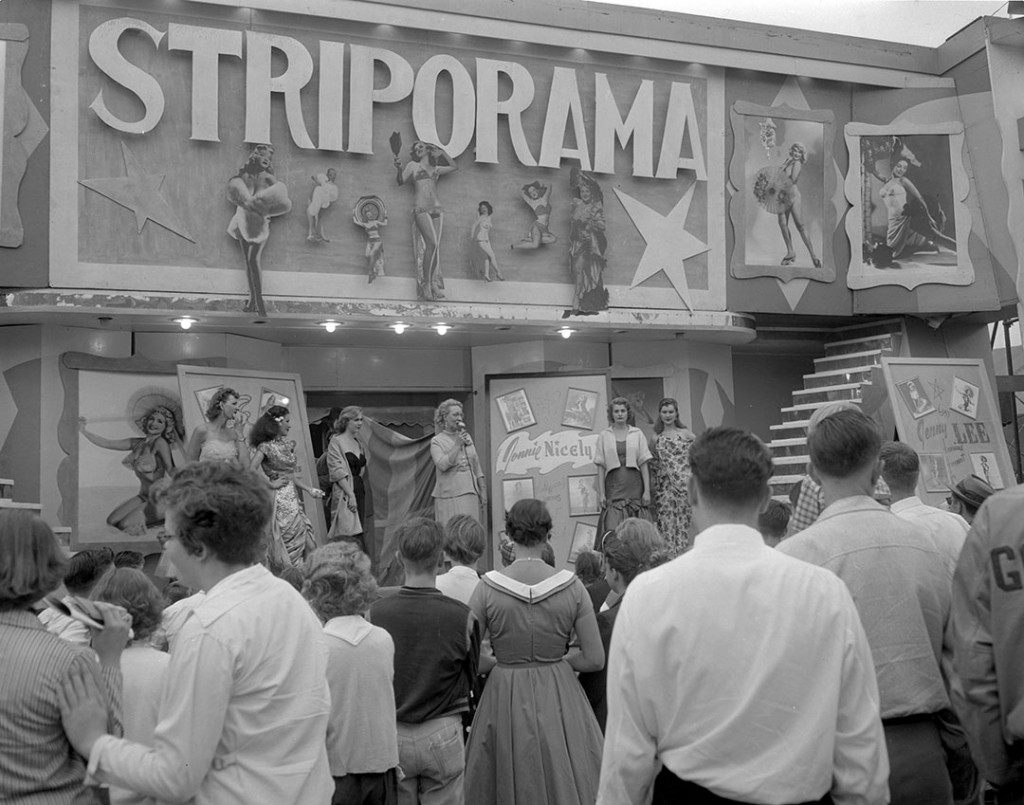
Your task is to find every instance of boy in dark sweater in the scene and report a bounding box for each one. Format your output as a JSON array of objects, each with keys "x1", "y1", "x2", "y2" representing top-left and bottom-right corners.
[{"x1": 370, "y1": 517, "x2": 480, "y2": 805}]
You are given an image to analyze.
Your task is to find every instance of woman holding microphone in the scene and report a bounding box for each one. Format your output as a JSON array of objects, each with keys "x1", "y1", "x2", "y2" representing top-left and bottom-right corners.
[{"x1": 430, "y1": 399, "x2": 486, "y2": 525}]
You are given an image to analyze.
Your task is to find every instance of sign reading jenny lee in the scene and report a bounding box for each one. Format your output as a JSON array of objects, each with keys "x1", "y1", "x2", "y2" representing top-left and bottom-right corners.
[
  {"x1": 496, "y1": 431, "x2": 599, "y2": 476},
  {"x1": 86, "y1": 18, "x2": 707, "y2": 180}
]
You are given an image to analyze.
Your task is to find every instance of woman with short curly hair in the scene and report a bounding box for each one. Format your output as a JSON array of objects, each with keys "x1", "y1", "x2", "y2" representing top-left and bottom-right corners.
[
  {"x1": 91, "y1": 568, "x2": 171, "y2": 805},
  {"x1": 303, "y1": 543, "x2": 399, "y2": 804},
  {"x1": 430, "y1": 399, "x2": 486, "y2": 526}
]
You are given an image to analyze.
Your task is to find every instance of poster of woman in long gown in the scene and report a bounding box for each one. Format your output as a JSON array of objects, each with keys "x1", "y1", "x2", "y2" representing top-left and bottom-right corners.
[{"x1": 845, "y1": 123, "x2": 973, "y2": 290}]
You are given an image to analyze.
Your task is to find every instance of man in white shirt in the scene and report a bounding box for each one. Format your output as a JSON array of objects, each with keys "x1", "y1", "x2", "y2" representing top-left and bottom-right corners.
[
  {"x1": 880, "y1": 441, "x2": 969, "y2": 564},
  {"x1": 58, "y1": 461, "x2": 334, "y2": 805},
  {"x1": 597, "y1": 427, "x2": 888, "y2": 805}
]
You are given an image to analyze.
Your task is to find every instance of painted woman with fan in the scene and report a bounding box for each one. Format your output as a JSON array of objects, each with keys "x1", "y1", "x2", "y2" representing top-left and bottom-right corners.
[{"x1": 752, "y1": 141, "x2": 821, "y2": 268}]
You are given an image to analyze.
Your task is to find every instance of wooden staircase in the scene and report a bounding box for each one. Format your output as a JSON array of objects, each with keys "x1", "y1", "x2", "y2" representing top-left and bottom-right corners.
[{"x1": 768, "y1": 322, "x2": 904, "y2": 499}]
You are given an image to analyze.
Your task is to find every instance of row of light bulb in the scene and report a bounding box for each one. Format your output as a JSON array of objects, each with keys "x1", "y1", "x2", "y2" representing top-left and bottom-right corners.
[{"x1": 174, "y1": 317, "x2": 575, "y2": 339}]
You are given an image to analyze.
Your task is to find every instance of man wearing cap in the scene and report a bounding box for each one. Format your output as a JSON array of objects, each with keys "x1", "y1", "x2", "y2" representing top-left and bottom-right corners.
[
  {"x1": 879, "y1": 441, "x2": 969, "y2": 563},
  {"x1": 947, "y1": 475, "x2": 995, "y2": 526},
  {"x1": 778, "y1": 408, "x2": 957, "y2": 804},
  {"x1": 952, "y1": 482, "x2": 1024, "y2": 804}
]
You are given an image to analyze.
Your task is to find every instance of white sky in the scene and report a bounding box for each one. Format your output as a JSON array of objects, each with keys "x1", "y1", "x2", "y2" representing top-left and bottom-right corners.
[{"x1": 591, "y1": 1, "x2": 1009, "y2": 46}]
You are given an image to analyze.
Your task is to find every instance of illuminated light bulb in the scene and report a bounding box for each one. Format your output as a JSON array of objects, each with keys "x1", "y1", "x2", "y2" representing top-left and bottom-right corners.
[
  {"x1": 321, "y1": 321, "x2": 338, "y2": 333},
  {"x1": 391, "y1": 322, "x2": 408, "y2": 334},
  {"x1": 175, "y1": 317, "x2": 196, "y2": 330},
  {"x1": 434, "y1": 324, "x2": 450, "y2": 336},
  {"x1": 559, "y1": 327, "x2": 574, "y2": 339},
  {"x1": 279, "y1": 397, "x2": 290, "y2": 406}
]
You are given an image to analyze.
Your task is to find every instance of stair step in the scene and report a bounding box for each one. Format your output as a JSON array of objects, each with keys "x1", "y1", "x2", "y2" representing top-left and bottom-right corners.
[
  {"x1": 0, "y1": 499, "x2": 42, "y2": 511},
  {"x1": 823, "y1": 332, "x2": 901, "y2": 357},
  {"x1": 770, "y1": 441, "x2": 808, "y2": 458},
  {"x1": 780, "y1": 401, "x2": 862, "y2": 422},
  {"x1": 770, "y1": 419, "x2": 811, "y2": 432},
  {"x1": 769, "y1": 474, "x2": 804, "y2": 497},
  {"x1": 803, "y1": 366, "x2": 875, "y2": 389},
  {"x1": 814, "y1": 349, "x2": 889, "y2": 371},
  {"x1": 793, "y1": 383, "x2": 867, "y2": 404}
]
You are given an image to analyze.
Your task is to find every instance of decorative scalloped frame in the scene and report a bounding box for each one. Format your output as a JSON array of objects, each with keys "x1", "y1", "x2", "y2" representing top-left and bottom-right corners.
[
  {"x1": 844, "y1": 122, "x2": 973, "y2": 290},
  {"x1": 728, "y1": 101, "x2": 837, "y2": 283}
]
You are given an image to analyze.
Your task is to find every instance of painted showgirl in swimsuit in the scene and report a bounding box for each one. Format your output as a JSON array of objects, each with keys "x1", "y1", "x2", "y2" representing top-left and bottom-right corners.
[
  {"x1": 395, "y1": 141, "x2": 458, "y2": 300},
  {"x1": 513, "y1": 181, "x2": 558, "y2": 250}
]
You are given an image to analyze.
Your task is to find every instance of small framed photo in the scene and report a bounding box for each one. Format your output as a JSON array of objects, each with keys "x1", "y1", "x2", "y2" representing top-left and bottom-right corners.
[
  {"x1": 568, "y1": 522, "x2": 597, "y2": 563},
  {"x1": 503, "y1": 477, "x2": 535, "y2": 510},
  {"x1": 563, "y1": 388, "x2": 598, "y2": 430},
  {"x1": 919, "y1": 453, "x2": 951, "y2": 493},
  {"x1": 260, "y1": 387, "x2": 292, "y2": 416},
  {"x1": 971, "y1": 452, "x2": 1004, "y2": 489},
  {"x1": 950, "y1": 377, "x2": 979, "y2": 420},
  {"x1": 495, "y1": 388, "x2": 536, "y2": 433},
  {"x1": 568, "y1": 474, "x2": 600, "y2": 516},
  {"x1": 895, "y1": 377, "x2": 936, "y2": 420}
]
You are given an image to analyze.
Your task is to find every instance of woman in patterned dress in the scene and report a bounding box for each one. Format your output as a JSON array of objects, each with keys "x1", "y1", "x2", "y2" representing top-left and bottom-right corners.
[
  {"x1": 651, "y1": 397, "x2": 696, "y2": 554},
  {"x1": 249, "y1": 405, "x2": 323, "y2": 566}
]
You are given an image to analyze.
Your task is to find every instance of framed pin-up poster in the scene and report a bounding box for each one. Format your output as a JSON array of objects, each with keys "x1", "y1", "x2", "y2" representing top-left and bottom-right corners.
[
  {"x1": 177, "y1": 365, "x2": 327, "y2": 543},
  {"x1": 728, "y1": 101, "x2": 837, "y2": 283},
  {"x1": 845, "y1": 123, "x2": 973, "y2": 290},
  {"x1": 57, "y1": 352, "x2": 221, "y2": 551}
]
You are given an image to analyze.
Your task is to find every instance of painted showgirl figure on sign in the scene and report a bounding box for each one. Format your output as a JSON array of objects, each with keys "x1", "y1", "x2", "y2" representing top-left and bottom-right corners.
[
  {"x1": 752, "y1": 142, "x2": 821, "y2": 268},
  {"x1": 568, "y1": 167, "x2": 609, "y2": 315},
  {"x1": 306, "y1": 168, "x2": 339, "y2": 242},
  {"x1": 391, "y1": 132, "x2": 458, "y2": 301},
  {"x1": 469, "y1": 201, "x2": 504, "y2": 281},
  {"x1": 353, "y1": 195, "x2": 388, "y2": 283},
  {"x1": 513, "y1": 181, "x2": 557, "y2": 250},
  {"x1": 227, "y1": 143, "x2": 292, "y2": 318}
]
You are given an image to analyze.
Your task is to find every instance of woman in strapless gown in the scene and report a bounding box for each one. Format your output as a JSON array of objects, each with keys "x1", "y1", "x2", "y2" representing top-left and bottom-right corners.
[{"x1": 185, "y1": 387, "x2": 246, "y2": 465}]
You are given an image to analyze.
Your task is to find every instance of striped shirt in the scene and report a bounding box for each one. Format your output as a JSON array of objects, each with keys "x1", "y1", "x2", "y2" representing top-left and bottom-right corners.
[{"x1": 0, "y1": 609, "x2": 122, "y2": 805}]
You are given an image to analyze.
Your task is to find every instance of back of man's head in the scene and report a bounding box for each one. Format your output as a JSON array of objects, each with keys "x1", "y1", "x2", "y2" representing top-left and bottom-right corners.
[
  {"x1": 64, "y1": 547, "x2": 114, "y2": 596},
  {"x1": 757, "y1": 499, "x2": 791, "y2": 546},
  {"x1": 878, "y1": 441, "x2": 919, "y2": 495},
  {"x1": 152, "y1": 462, "x2": 272, "y2": 566},
  {"x1": 113, "y1": 550, "x2": 145, "y2": 570},
  {"x1": 808, "y1": 409, "x2": 881, "y2": 480},
  {"x1": 396, "y1": 517, "x2": 445, "y2": 573},
  {"x1": 689, "y1": 427, "x2": 773, "y2": 510}
]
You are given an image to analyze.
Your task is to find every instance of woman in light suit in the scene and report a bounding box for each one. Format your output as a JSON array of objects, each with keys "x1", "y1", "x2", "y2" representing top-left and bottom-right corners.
[{"x1": 430, "y1": 399, "x2": 486, "y2": 525}]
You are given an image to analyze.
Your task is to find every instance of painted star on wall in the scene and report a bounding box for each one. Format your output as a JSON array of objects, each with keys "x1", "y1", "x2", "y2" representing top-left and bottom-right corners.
[
  {"x1": 614, "y1": 184, "x2": 709, "y2": 310},
  {"x1": 78, "y1": 141, "x2": 195, "y2": 242}
]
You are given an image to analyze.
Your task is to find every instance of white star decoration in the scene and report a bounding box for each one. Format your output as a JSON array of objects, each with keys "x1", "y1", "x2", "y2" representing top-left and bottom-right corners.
[
  {"x1": 615, "y1": 184, "x2": 709, "y2": 310},
  {"x1": 79, "y1": 141, "x2": 195, "y2": 242}
]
